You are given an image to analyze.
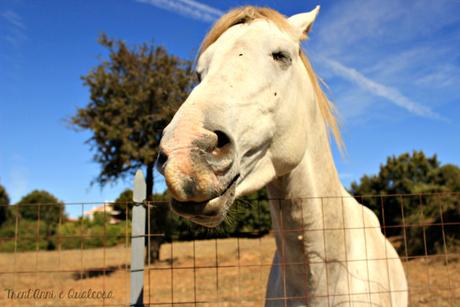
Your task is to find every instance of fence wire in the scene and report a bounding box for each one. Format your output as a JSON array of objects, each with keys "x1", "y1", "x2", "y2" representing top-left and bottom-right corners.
[{"x1": 0, "y1": 192, "x2": 459, "y2": 306}]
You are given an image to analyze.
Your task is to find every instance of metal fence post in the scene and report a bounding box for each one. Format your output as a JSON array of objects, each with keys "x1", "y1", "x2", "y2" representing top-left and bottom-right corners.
[{"x1": 130, "y1": 170, "x2": 146, "y2": 306}]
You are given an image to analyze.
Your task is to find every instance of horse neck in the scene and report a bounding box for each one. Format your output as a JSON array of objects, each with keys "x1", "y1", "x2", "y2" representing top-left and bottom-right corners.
[
  {"x1": 266, "y1": 101, "x2": 348, "y2": 296},
  {"x1": 267, "y1": 98, "x2": 345, "y2": 222},
  {"x1": 267, "y1": 122, "x2": 346, "y2": 244}
]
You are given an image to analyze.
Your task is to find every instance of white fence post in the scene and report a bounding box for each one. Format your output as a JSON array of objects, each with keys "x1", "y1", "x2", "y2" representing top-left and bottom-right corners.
[{"x1": 130, "y1": 170, "x2": 146, "y2": 306}]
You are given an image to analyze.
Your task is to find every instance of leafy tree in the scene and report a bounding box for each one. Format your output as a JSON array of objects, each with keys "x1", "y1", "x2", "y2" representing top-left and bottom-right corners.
[
  {"x1": 350, "y1": 150, "x2": 460, "y2": 255},
  {"x1": 71, "y1": 34, "x2": 195, "y2": 261},
  {"x1": 71, "y1": 34, "x2": 194, "y2": 191},
  {"x1": 439, "y1": 164, "x2": 460, "y2": 191},
  {"x1": 351, "y1": 151, "x2": 442, "y2": 230},
  {"x1": 0, "y1": 184, "x2": 9, "y2": 225},
  {"x1": 16, "y1": 190, "x2": 64, "y2": 224},
  {"x1": 351, "y1": 151, "x2": 442, "y2": 196},
  {"x1": 15, "y1": 190, "x2": 65, "y2": 250}
]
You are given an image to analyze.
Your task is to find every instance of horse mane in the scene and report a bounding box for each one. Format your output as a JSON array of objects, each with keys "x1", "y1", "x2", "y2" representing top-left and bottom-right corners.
[{"x1": 197, "y1": 6, "x2": 343, "y2": 150}]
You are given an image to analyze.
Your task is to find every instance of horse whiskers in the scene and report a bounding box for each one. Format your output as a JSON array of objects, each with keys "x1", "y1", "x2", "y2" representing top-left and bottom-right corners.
[
  {"x1": 223, "y1": 207, "x2": 238, "y2": 227},
  {"x1": 234, "y1": 198, "x2": 257, "y2": 208}
]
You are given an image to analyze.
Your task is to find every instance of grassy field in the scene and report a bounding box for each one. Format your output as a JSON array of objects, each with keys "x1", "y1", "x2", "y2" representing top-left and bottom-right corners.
[{"x1": 0, "y1": 236, "x2": 459, "y2": 306}]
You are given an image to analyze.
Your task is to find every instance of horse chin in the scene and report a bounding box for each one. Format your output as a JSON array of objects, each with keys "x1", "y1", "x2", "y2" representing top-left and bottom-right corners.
[{"x1": 170, "y1": 175, "x2": 238, "y2": 228}]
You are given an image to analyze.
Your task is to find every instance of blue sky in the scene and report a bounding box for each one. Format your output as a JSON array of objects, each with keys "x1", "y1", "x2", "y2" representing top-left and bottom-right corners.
[{"x1": 1, "y1": 0, "x2": 459, "y2": 217}]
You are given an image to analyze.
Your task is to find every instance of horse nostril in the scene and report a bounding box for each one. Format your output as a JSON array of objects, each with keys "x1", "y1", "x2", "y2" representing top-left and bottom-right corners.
[
  {"x1": 156, "y1": 150, "x2": 168, "y2": 174},
  {"x1": 214, "y1": 130, "x2": 231, "y2": 149},
  {"x1": 207, "y1": 130, "x2": 234, "y2": 172}
]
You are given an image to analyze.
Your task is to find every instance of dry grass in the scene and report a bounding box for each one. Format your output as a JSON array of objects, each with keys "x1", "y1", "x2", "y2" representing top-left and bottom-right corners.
[{"x1": 0, "y1": 236, "x2": 459, "y2": 306}]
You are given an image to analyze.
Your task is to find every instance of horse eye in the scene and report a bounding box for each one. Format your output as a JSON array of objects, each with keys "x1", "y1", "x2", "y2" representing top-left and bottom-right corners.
[
  {"x1": 272, "y1": 51, "x2": 291, "y2": 65},
  {"x1": 196, "y1": 71, "x2": 202, "y2": 82}
]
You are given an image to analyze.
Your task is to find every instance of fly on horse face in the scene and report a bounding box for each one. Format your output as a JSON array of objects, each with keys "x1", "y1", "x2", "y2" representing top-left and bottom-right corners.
[{"x1": 158, "y1": 5, "x2": 408, "y2": 306}]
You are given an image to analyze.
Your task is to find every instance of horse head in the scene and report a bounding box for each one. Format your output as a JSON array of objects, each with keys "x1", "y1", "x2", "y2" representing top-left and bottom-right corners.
[{"x1": 158, "y1": 6, "x2": 336, "y2": 227}]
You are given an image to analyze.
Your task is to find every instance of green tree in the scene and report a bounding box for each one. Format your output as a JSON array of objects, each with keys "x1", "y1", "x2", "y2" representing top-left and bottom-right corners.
[
  {"x1": 351, "y1": 151, "x2": 442, "y2": 230},
  {"x1": 350, "y1": 150, "x2": 460, "y2": 255},
  {"x1": 71, "y1": 34, "x2": 195, "y2": 261},
  {"x1": 17, "y1": 190, "x2": 64, "y2": 224},
  {"x1": 16, "y1": 190, "x2": 65, "y2": 250},
  {"x1": 0, "y1": 184, "x2": 10, "y2": 225}
]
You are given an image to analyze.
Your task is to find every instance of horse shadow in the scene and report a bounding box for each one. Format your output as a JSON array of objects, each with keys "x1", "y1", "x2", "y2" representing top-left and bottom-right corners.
[
  {"x1": 71, "y1": 263, "x2": 129, "y2": 280},
  {"x1": 71, "y1": 258, "x2": 178, "y2": 280}
]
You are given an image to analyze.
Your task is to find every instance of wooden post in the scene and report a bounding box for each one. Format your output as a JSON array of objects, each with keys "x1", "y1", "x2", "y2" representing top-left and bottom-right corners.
[{"x1": 130, "y1": 170, "x2": 146, "y2": 306}]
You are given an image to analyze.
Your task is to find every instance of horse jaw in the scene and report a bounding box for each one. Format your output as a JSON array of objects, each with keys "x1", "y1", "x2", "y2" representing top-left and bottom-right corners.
[{"x1": 235, "y1": 151, "x2": 277, "y2": 197}]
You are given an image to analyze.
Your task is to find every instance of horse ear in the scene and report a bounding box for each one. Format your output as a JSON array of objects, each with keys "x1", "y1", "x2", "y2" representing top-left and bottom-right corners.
[{"x1": 288, "y1": 5, "x2": 320, "y2": 40}]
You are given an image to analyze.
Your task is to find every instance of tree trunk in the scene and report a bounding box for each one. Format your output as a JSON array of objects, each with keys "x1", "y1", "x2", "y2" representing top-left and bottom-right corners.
[
  {"x1": 145, "y1": 162, "x2": 163, "y2": 263},
  {"x1": 146, "y1": 162, "x2": 154, "y2": 200}
]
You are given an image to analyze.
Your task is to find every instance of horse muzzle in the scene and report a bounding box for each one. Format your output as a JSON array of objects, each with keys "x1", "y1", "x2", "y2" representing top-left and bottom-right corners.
[
  {"x1": 169, "y1": 174, "x2": 239, "y2": 227},
  {"x1": 157, "y1": 125, "x2": 239, "y2": 227}
]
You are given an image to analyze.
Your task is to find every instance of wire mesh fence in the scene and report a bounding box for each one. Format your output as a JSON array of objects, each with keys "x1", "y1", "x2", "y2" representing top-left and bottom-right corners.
[
  {"x1": 0, "y1": 202, "x2": 132, "y2": 306},
  {"x1": 0, "y1": 192, "x2": 459, "y2": 306}
]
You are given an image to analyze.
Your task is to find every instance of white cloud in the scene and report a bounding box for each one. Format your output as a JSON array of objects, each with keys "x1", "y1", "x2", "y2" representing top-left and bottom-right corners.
[
  {"x1": 1, "y1": 10, "x2": 26, "y2": 47},
  {"x1": 177, "y1": 0, "x2": 223, "y2": 16},
  {"x1": 136, "y1": 0, "x2": 223, "y2": 23},
  {"x1": 320, "y1": 56, "x2": 443, "y2": 120},
  {"x1": 1, "y1": 10, "x2": 25, "y2": 30},
  {"x1": 415, "y1": 64, "x2": 460, "y2": 89}
]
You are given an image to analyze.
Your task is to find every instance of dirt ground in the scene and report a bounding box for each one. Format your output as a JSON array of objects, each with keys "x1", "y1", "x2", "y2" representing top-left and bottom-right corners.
[{"x1": 0, "y1": 236, "x2": 458, "y2": 306}]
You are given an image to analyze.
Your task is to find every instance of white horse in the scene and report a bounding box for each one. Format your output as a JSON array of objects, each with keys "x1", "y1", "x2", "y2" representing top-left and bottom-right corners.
[{"x1": 158, "y1": 5, "x2": 408, "y2": 306}]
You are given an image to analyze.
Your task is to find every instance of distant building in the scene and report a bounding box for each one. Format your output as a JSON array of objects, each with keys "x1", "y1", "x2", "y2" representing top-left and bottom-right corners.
[{"x1": 83, "y1": 203, "x2": 119, "y2": 224}]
